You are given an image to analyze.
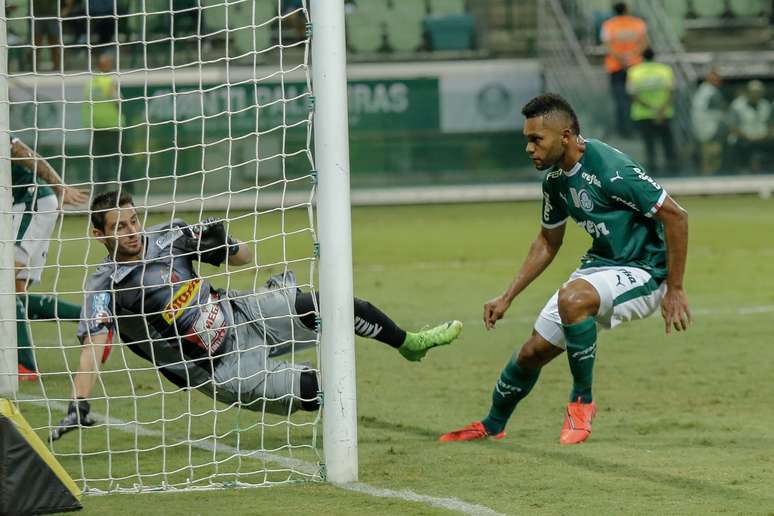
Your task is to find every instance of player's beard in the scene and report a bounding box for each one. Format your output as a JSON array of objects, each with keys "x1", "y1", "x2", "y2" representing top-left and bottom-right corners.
[
  {"x1": 109, "y1": 239, "x2": 144, "y2": 262},
  {"x1": 534, "y1": 145, "x2": 564, "y2": 171}
]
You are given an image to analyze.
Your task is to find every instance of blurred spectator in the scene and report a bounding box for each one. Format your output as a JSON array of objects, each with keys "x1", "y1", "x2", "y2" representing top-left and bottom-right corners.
[
  {"x1": 87, "y1": 0, "x2": 117, "y2": 47},
  {"x1": 83, "y1": 52, "x2": 127, "y2": 194},
  {"x1": 601, "y1": 2, "x2": 648, "y2": 138},
  {"x1": 728, "y1": 80, "x2": 772, "y2": 173},
  {"x1": 31, "y1": 0, "x2": 63, "y2": 70},
  {"x1": 691, "y1": 69, "x2": 727, "y2": 175},
  {"x1": 626, "y1": 47, "x2": 676, "y2": 173},
  {"x1": 170, "y1": 0, "x2": 203, "y2": 39},
  {"x1": 280, "y1": 0, "x2": 306, "y2": 43}
]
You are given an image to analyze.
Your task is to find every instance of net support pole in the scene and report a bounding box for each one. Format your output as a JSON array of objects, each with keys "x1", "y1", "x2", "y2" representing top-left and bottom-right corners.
[
  {"x1": 0, "y1": 0, "x2": 18, "y2": 396},
  {"x1": 311, "y1": 0, "x2": 358, "y2": 484}
]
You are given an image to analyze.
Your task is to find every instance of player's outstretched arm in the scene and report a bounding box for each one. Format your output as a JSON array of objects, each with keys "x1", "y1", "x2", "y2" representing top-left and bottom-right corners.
[
  {"x1": 10, "y1": 138, "x2": 88, "y2": 206},
  {"x1": 655, "y1": 195, "x2": 691, "y2": 334},
  {"x1": 484, "y1": 224, "x2": 565, "y2": 330},
  {"x1": 50, "y1": 333, "x2": 110, "y2": 441},
  {"x1": 226, "y1": 238, "x2": 252, "y2": 266}
]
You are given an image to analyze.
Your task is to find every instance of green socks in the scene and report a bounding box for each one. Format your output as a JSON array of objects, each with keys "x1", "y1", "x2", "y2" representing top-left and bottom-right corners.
[
  {"x1": 23, "y1": 294, "x2": 81, "y2": 320},
  {"x1": 16, "y1": 297, "x2": 35, "y2": 371},
  {"x1": 15, "y1": 294, "x2": 82, "y2": 371},
  {"x1": 563, "y1": 317, "x2": 597, "y2": 403},
  {"x1": 481, "y1": 354, "x2": 540, "y2": 435}
]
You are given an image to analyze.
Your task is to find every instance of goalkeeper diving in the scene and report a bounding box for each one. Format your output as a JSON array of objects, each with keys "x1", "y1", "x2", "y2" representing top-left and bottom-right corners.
[{"x1": 51, "y1": 191, "x2": 462, "y2": 440}]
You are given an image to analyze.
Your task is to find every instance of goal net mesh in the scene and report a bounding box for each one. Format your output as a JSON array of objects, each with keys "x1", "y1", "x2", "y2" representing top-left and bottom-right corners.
[{"x1": 4, "y1": 0, "x2": 322, "y2": 493}]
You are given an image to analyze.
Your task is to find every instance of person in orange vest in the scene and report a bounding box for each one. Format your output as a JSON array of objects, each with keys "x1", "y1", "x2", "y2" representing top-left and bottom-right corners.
[{"x1": 601, "y1": 2, "x2": 649, "y2": 138}]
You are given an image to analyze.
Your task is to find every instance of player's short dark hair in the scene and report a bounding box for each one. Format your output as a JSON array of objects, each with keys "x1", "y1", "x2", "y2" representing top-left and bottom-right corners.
[
  {"x1": 521, "y1": 93, "x2": 581, "y2": 135},
  {"x1": 613, "y1": 2, "x2": 627, "y2": 15},
  {"x1": 642, "y1": 47, "x2": 655, "y2": 60},
  {"x1": 91, "y1": 190, "x2": 135, "y2": 231}
]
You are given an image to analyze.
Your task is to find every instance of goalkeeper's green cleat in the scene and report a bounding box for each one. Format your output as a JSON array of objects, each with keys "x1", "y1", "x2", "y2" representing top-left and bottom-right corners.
[{"x1": 398, "y1": 320, "x2": 463, "y2": 362}]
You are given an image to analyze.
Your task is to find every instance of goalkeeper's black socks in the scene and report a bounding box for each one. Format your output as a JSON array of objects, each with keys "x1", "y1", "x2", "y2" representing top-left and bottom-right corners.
[
  {"x1": 15, "y1": 297, "x2": 36, "y2": 371},
  {"x1": 563, "y1": 317, "x2": 597, "y2": 403},
  {"x1": 295, "y1": 292, "x2": 407, "y2": 348},
  {"x1": 23, "y1": 293, "x2": 81, "y2": 320},
  {"x1": 481, "y1": 354, "x2": 540, "y2": 435}
]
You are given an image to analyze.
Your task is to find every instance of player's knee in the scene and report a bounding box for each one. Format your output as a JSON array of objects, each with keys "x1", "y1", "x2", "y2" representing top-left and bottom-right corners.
[
  {"x1": 516, "y1": 345, "x2": 542, "y2": 368},
  {"x1": 557, "y1": 281, "x2": 600, "y2": 324},
  {"x1": 517, "y1": 337, "x2": 562, "y2": 368},
  {"x1": 299, "y1": 370, "x2": 320, "y2": 411}
]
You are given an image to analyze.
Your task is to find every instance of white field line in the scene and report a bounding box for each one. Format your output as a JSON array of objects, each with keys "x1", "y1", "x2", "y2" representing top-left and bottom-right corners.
[
  {"x1": 17, "y1": 395, "x2": 505, "y2": 516},
  {"x1": 341, "y1": 482, "x2": 505, "y2": 516}
]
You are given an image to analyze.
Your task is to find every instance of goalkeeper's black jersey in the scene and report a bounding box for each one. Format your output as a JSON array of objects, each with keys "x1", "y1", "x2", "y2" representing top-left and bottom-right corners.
[{"x1": 77, "y1": 221, "x2": 234, "y2": 389}]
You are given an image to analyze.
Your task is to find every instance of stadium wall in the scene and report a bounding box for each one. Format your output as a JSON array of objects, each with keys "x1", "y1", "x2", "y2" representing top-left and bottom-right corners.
[{"x1": 9, "y1": 59, "x2": 774, "y2": 211}]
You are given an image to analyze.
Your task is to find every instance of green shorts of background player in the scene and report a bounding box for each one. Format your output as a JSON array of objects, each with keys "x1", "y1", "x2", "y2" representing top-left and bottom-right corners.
[{"x1": 440, "y1": 93, "x2": 692, "y2": 445}]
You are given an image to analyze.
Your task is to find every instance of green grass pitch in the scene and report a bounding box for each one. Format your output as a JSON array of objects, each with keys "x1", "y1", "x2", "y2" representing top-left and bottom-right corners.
[{"x1": 13, "y1": 195, "x2": 774, "y2": 515}]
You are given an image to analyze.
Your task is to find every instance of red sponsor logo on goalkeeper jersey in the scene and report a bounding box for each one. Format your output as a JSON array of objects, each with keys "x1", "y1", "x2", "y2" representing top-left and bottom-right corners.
[
  {"x1": 163, "y1": 279, "x2": 201, "y2": 323},
  {"x1": 187, "y1": 300, "x2": 227, "y2": 354}
]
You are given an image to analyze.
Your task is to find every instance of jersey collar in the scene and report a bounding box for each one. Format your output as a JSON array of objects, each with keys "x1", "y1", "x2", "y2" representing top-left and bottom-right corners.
[{"x1": 561, "y1": 161, "x2": 582, "y2": 177}]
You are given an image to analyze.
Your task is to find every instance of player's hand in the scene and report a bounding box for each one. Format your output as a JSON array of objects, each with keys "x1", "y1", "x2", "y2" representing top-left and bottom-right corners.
[
  {"x1": 188, "y1": 217, "x2": 223, "y2": 238},
  {"x1": 483, "y1": 295, "x2": 511, "y2": 330},
  {"x1": 660, "y1": 286, "x2": 692, "y2": 335},
  {"x1": 60, "y1": 186, "x2": 89, "y2": 207},
  {"x1": 50, "y1": 399, "x2": 95, "y2": 442}
]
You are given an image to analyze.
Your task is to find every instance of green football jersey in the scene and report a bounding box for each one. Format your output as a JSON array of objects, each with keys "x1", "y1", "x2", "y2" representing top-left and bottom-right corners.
[
  {"x1": 10, "y1": 135, "x2": 54, "y2": 205},
  {"x1": 541, "y1": 138, "x2": 668, "y2": 280}
]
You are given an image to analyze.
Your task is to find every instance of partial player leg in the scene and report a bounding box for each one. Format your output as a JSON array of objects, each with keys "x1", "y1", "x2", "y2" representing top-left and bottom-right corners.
[
  {"x1": 294, "y1": 292, "x2": 462, "y2": 362},
  {"x1": 557, "y1": 278, "x2": 601, "y2": 445},
  {"x1": 15, "y1": 295, "x2": 37, "y2": 379},
  {"x1": 439, "y1": 331, "x2": 563, "y2": 442},
  {"x1": 22, "y1": 294, "x2": 81, "y2": 320}
]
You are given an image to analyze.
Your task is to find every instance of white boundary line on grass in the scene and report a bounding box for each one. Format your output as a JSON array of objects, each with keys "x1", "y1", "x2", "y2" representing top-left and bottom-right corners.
[{"x1": 17, "y1": 395, "x2": 505, "y2": 516}]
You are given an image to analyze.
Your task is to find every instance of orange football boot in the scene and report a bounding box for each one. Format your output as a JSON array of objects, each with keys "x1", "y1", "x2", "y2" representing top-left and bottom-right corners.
[
  {"x1": 439, "y1": 421, "x2": 505, "y2": 442},
  {"x1": 559, "y1": 398, "x2": 596, "y2": 445},
  {"x1": 17, "y1": 364, "x2": 39, "y2": 381}
]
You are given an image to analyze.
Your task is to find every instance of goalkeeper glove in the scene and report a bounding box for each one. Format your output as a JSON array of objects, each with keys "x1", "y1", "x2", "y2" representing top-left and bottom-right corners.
[
  {"x1": 182, "y1": 218, "x2": 229, "y2": 263},
  {"x1": 50, "y1": 399, "x2": 95, "y2": 442}
]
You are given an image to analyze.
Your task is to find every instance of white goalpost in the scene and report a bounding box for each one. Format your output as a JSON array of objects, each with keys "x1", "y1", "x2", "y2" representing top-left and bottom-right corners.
[{"x1": 0, "y1": 0, "x2": 357, "y2": 493}]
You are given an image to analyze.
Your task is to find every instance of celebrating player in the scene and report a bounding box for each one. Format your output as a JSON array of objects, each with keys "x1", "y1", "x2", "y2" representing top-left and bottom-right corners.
[
  {"x1": 10, "y1": 135, "x2": 88, "y2": 380},
  {"x1": 440, "y1": 93, "x2": 691, "y2": 445},
  {"x1": 50, "y1": 190, "x2": 462, "y2": 440}
]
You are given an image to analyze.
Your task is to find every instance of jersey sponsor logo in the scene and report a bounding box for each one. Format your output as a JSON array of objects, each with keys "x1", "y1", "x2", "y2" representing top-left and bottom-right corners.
[
  {"x1": 155, "y1": 228, "x2": 183, "y2": 249},
  {"x1": 611, "y1": 195, "x2": 639, "y2": 211},
  {"x1": 546, "y1": 169, "x2": 563, "y2": 179},
  {"x1": 632, "y1": 167, "x2": 661, "y2": 190},
  {"x1": 581, "y1": 171, "x2": 601, "y2": 187},
  {"x1": 610, "y1": 170, "x2": 624, "y2": 182},
  {"x1": 187, "y1": 300, "x2": 227, "y2": 354},
  {"x1": 162, "y1": 279, "x2": 202, "y2": 323},
  {"x1": 542, "y1": 192, "x2": 554, "y2": 221},
  {"x1": 577, "y1": 219, "x2": 610, "y2": 238}
]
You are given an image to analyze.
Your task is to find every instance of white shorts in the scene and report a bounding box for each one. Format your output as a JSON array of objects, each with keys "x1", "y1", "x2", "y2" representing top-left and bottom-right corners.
[
  {"x1": 534, "y1": 266, "x2": 667, "y2": 348},
  {"x1": 11, "y1": 195, "x2": 58, "y2": 284}
]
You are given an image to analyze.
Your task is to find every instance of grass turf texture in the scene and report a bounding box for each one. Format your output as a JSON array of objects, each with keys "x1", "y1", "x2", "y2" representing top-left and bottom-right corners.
[{"x1": 13, "y1": 195, "x2": 774, "y2": 515}]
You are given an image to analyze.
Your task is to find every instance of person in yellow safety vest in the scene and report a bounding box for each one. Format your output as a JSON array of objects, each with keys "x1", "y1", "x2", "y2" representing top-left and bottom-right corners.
[
  {"x1": 626, "y1": 47, "x2": 676, "y2": 173},
  {"x1": 83, "y1": 52, "x2": 128, "y2": 194}
]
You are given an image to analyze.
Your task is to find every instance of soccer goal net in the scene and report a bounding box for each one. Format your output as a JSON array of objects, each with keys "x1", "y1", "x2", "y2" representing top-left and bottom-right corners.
[{"x1": 0, "y1": 0, "x2": 356, "y2": 494}]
